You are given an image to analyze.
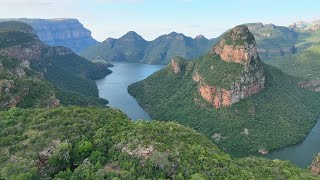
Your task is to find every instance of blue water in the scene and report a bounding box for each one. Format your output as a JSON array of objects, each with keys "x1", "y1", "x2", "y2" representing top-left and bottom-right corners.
[
  {"x1": 96, "y1": 62, "x2": 164, "y2": 121},
  {"x1": 266, "y1": 119, "x2": 320, "y2": 168}
]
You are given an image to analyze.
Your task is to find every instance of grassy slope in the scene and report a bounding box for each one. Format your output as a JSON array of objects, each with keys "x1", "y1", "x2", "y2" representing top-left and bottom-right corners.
[
  {"x1": 0, "y1": 107, "x2": 317, "y2": 179},
  {"x1": 129, "y1": 54, "x2": 320, "y2": 154},
  {"x1": 266, "y1": 43, "x2": 320, "y2": 80}
]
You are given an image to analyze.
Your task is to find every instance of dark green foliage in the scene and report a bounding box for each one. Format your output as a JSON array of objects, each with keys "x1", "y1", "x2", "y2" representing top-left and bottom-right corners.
[
  {"x1": 31, "y1": 54, "x2": 111, "y2": 98},
  {"x1": 0, "y1": 107, "x2": 316, "y2": 179},
  {"x1": 0, "y1": 21, "x2": 33, "y2": 33},
  {"x1": 128, "y1": 56, "x2": 320, "y2": 153},
  {"x1": 0, "y1": 31, "x2": 36, "y2": 48},
  {"x1": 194, "y1": 53, "x2": 244, "y2": 88}
]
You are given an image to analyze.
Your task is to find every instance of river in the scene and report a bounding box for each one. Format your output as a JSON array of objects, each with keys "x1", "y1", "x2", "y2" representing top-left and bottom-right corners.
[
  {"x1": 96, "y1": 62, "x2": 164, "y2": 121},
  {"x1": 96, "y1": 62, "x2": 320, "y2": 168}
]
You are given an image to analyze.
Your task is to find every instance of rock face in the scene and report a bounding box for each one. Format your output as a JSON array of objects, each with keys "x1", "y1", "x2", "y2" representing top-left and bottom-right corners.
[
  {"x1": 194, "y1": 25, "x2": 265, "y2": 108},
  {"x1": 0, "y1": 18, "x2": 97, "y2": 53},
  {"x1": 298, "y1": 80, "x2": 320, "y2": 92},
  {"x1": 212, "y1": 25, "x2": 258, "y2": 64},
  {"x1": 311, "y1": 153, "x2": 320, "y2": 175}
]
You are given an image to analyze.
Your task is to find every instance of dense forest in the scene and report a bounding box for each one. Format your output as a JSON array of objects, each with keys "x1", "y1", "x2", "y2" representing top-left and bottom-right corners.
[{"x1": 0, "y1": 107, "x2": 317, "y2": 179}]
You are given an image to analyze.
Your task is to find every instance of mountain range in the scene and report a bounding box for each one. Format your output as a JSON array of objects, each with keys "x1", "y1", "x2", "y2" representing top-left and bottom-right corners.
[
  {"x1": 80, "y1": 20, "x2": 320, "y2": 64},
  {"x1": 80, "y1": 31, "x2": 217, "y2": 64},
  {"x1": 0, "y1": 18, "x2": 97, "y2": 53}
]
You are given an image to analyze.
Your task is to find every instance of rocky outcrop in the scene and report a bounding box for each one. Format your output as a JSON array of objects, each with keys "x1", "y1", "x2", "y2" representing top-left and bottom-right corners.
[
  {"x1": 0, "y1": 18, "x2": 97, "y2": 53},
  {"x1": 0, "y1": 80, "x2": 27, "y2": 108},
  {"x1": 195, "y1": 25, "x2": 265, "y2": 108},
  {"x1": 311, "y1": 153, "x2": 320, "y2": 175},
  {"x1": 298, "y1": 80, "x2": 320, "y2": 92},
  {"x1": 0, "y1": 40, "x2": 73, "y2": 62},
  {"x1": 171, "y1": 58, "x2": 181, "y2": 74},
  {"x1": 212, "y1": 25, "x2": 257, "y2": 64}
]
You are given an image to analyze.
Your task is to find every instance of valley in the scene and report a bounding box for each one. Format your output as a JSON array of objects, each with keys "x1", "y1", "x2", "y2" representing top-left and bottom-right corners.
[{"x1": 1, "y1": 3, "x2": 320, "y2": 177}]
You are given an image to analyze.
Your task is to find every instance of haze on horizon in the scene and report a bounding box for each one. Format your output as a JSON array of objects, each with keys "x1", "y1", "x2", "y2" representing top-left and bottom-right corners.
[{"x1": 0, "y1": 0, "x2": 319, "y2": 41}]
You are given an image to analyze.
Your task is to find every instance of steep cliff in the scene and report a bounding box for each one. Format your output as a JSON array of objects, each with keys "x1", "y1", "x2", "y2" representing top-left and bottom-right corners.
[
  {"x1": 80, "y1": 31, "x2": 216, "y2": 64},
  {"x1": 0, "y1": 18, "x2": 97, "y2": 53},
  {"x1": 311, "y1": 154, "x2": 320, "y2": 175},
  {"x1": 129, "y1": 25, "x2": 320, "y2": 153},
  {"x1": 193, "y1": 25, "x2": 265, "y2": 108}
]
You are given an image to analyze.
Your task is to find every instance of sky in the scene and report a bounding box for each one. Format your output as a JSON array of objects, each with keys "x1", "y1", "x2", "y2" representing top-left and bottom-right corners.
[{"x1": 0, "y1": 0, "x2": 319, "y2": 41}]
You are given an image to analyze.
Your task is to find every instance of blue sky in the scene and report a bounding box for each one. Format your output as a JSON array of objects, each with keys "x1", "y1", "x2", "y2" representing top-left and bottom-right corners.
[{"x1": 0, "y1": 0, "x2": 319, "y2": 41}]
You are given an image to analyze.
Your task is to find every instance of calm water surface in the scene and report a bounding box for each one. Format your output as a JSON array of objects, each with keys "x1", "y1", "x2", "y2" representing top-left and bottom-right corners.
[
  {"x1": 266, "y1": 119, "x2": 320, "y2": 168},
  {"x1": 96, "y1": 62, "x2": 164, "y2": 121},
  {"x1": 96, "y1": 62, "x2": 320, "y2": 168}
]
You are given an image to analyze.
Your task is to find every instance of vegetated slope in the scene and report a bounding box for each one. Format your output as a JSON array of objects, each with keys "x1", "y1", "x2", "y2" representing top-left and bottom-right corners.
[
  {"x1": 266, "y1": 43, "x2": 320, "y2": 81},
  {"x1": 0, "y1": 106, "x2": 317, "y2": 179},
  {"x1": 0, "y1": 21, "x2": 111, "y2": 107},
  {"x1": 79, "y1": 31, "x2": 216, "y2": 64},
  {"x1": 129, "y1": 25, "x2": 320, "y2": 154},
  {"x1": 0, "y1": 18, "x2": 98, "y2": 53},
  {"x1": 0, "y1": 56, "x2": 59, "y2": 110}
]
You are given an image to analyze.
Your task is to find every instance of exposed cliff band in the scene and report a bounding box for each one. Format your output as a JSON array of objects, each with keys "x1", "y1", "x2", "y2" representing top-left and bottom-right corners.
[{"x1": 171, "y1": 25, "x2": 265, "y2": 108}]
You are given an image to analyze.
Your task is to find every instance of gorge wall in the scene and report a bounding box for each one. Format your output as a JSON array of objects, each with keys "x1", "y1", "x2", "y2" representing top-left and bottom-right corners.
[{"x1": 0, "y1": 18, "x2": 97, "y2": 53}]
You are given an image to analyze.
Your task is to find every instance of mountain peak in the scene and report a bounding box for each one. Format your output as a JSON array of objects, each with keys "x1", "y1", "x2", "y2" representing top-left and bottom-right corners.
[
  {"x1": 212, "y1": 25, "x2": 258, "y2": 64},
  {"x1": 194, "y1": 35, "x2": 207, "y2": 40},
  {"x1": 120, "y1": 31, "x2": 145, "y2": 41}
]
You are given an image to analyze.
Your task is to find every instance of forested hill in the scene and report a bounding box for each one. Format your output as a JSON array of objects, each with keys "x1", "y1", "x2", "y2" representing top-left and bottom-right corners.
[
  {"x1": 0, "y1": 21, "x2": 111, "y2": 109},
  {"x1": 128, "y1": 25, "x2": 320, "y2": 154},
  {"x1": 0, "y1": 106, "x2": 317, "y2": 179}
]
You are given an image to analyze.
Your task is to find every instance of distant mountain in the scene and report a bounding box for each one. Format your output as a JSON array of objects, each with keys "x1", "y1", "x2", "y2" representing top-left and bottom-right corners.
[
  {"x1": 290, "y1": 20, "x2": 320, "y2": 31},
  {"x1": 0, "y1": 21, "x2": 111, "y2": 109},
  {"x1": 0, "y1": 18, "x2": 97, "y2": 53},
  {"x1": 80, "y1": 31, "x2": 217, "y2": 64},
  {"x1": 244, "y1": 23, "x2": 297, "y2": 59},
  {"x1": 129, "y1": 25, "x2": 320, "y2": 154}
]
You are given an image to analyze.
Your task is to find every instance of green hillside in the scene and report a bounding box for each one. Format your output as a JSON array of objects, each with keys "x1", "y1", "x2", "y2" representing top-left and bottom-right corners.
[
  {"x1": 266, "y1": 43, "x2": 320, "y2": 81},
  {"x1": 129, "y1": 53, "x2": 320, "y2": 154},
  {"x1": 0, "y1": 106, "x2": 317, "y2": 179},
  {"x1": 0, "y1": 21, "x2": 111, "y2": 108}
]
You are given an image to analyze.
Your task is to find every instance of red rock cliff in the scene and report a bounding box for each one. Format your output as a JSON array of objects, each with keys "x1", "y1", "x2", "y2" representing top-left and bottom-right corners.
[{"x1": 194, "y1": 25, "x2": 265, "y2": 108}]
